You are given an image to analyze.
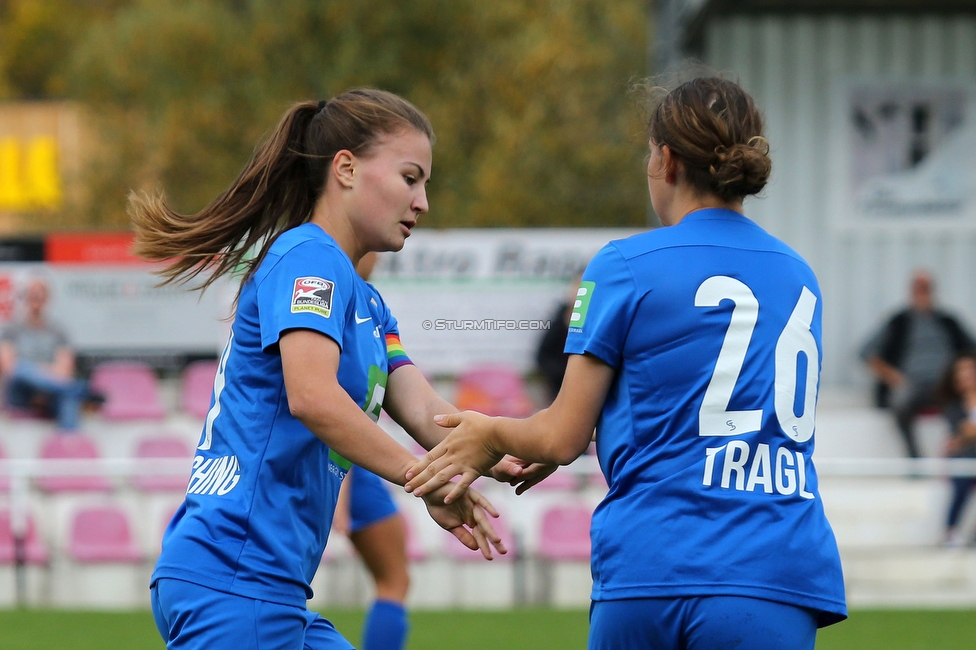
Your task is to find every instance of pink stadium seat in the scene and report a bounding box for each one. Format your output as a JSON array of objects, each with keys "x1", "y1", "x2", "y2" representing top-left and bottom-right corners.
[
  {"x1": 0, "y1": 509, "x2": 49, "y2": 565},
  {"x1": 537, "y1": 505, "x2": 592, "y2": 561},
  {"x1": 68, "y1": 505, "x2": 143, "y2": 563},
  {"x1": 454, "y1": 364, "x2": 535, "y2": 418},
  {"x1": 130, "y1": 434, "x2": 192, "y2": 492},
  {"x1": 90, "y1": 361, "x2": 166, "y2": 421},
  {"x1": 180, "y1": 360, "x2": 218, "y2": 419},
  {"x1": 442, "y1": 513, "x2": 516, "y2": 562},
  {"x1": 36, "y1": 434, "x2": 112, "y2": 493}
]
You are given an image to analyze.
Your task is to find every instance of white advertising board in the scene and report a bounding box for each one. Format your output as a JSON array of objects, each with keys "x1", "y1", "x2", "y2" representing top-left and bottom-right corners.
[
  {"x1": 0, "y1": 263, "x2": 231, "y2": 358},
  {"x1": 370, "y1": 229, "x2": 640, "y2": 374},
  {"x1": 0, "y1": 228, "x2": 642, "y2": 374}
]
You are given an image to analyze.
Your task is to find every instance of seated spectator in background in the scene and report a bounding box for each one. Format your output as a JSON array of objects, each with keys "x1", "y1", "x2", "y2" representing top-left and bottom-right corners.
[
  {"x1": 535, "y1": 275, "x2": 580, "y2": 403},
  {"x1": 0, "y1": 278, "x2": 94, "y2": 431},
  {"x1": 861, "y1": 271, "x2": 975, "y2": 458},
  {"x1": 937, "y1": 353, "x2": 976, "y2": 546}
]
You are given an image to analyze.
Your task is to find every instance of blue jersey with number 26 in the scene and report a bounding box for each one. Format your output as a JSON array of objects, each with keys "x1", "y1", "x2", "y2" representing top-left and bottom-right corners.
[
  {"x1": 152, "y1": 223, "x2": 395, "y2": 608},
  {"x1": 566, "y1": 208, "x2": 846, "y2": 626}
]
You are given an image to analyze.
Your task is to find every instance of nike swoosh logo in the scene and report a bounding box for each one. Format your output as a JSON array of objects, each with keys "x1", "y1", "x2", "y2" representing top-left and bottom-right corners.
[{"x1": 355, "y1": 311, "x2": 372, "y2": 325}]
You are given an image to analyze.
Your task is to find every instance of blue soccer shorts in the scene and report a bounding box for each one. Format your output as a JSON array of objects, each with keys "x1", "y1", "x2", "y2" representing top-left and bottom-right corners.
[
  {"x1": 151, "y1": 578, "x2": 353, "y2": 650},
  {"x1": 589, "y1": 595, "x2": 818, "y2": 650},
  {"x1": 348, "y1": 467, "x2": 399, "y2": 534}
]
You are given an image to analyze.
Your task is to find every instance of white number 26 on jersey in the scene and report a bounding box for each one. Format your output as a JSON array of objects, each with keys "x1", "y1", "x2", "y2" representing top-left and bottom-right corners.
[{"x1": 695, "y1": 276, "x2": 818, "y2": 443}]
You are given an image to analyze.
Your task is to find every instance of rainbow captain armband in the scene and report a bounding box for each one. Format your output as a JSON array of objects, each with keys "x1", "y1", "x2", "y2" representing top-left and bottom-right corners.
[{"x1": 386, "y1": 333, "x2": 413, "y2": 372}]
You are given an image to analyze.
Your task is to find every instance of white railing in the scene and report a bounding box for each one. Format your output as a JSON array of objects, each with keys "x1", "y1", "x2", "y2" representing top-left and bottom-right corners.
[
  {"x1": 2, "y1": 455, "x2": 976, "y2": 606},
  {"x1": 814, "y1": 457, "x2": 976, "y2": 477},
  {"x1": 561, "y1": 454, "x2": 976, "y2": 478}
]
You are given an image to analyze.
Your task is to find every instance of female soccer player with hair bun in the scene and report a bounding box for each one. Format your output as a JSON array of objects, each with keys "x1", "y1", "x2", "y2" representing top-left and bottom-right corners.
[
  {"x1": 406, "y1": 77, "x2": 847, "y2": 649},
  {"x1": 134, "y1": 89, "x2": 507, "y2": 650}
]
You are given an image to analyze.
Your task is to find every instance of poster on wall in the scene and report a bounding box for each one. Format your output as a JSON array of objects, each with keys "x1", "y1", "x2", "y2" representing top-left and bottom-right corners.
[{"x1": 849, "y1": 83, "x2": 975, "y2": 222}]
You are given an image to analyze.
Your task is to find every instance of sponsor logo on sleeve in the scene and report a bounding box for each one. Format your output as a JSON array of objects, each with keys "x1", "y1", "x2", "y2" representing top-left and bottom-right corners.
[
  {"x1": 569, "y1": 281, "x2": 595, "y2": 330},
  {"x1": 291, "y1": 277, "x2": 334, "y2": 318},
  {"x1": 328, "y1": 449, "x2": 352, "y2": 478},
  {"x1": 362, "y1": 365, "x2": 388, "y2": 423}
]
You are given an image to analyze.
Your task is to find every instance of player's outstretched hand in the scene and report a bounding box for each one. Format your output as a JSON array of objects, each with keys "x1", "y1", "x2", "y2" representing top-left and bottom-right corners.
[
  {"x1": 492, "y1": 456, "x2": 559, "y2": 495},
  {"x1": 422, "y1": 483, "x2": 507, "y2": 560},
  {"x1": 405, "y1": 411, "x2": 503, "y2": 504},
  {"x1": 489, "y1": 455, "x2": 528, "y2": 484}
]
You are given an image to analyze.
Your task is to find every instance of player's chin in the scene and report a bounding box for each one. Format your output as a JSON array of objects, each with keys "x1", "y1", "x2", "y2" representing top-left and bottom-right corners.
[
  {"x1": 370, "y1": 235, "x2": 407, "y2": 254},
  {"x1": 387, "y1": 232, "x2": 408, "y2": 251}
]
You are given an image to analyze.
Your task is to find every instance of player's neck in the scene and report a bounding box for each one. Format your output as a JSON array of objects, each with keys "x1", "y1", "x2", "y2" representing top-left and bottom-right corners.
[
  {"x1": 665, "y1": 188, "x2": 743, "y2": 226},
  {"x1": 309, "y1": 195, "x2": 364, "y2": 267}
]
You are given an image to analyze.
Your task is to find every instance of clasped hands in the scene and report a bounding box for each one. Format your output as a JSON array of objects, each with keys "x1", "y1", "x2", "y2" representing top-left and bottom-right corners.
[{"x1": 406, "y1": 411, "x2": 558, "y2": 559}]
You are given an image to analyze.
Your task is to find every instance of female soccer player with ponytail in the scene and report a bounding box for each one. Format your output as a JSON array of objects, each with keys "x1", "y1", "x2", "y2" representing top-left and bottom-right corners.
[
  {"x1": 406, "y1": 77, "x2": 847, "y2": 649},
  {"x1": 134, "y1": 89, "x2": 506, "y2": 650}
]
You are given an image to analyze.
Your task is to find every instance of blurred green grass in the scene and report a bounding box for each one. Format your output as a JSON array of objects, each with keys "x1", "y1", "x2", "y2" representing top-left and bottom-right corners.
[{"x1": 0, "y1": 608, "x2": 974, "y2": 649}]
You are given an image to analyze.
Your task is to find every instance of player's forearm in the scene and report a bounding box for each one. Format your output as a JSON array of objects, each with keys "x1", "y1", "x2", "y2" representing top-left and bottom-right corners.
[
  {"x1": 491, "y1": 407, "x2": 590, "y2": 466},
  {"x1": 409, "y1": 392, "x2": 459, "y2": 450},
  {"x1": 290, "y1": 386, "x2": 416, "y2": 486},
  {"x1": 385, "y1": 365, "x2": 459, "y2": 450}
]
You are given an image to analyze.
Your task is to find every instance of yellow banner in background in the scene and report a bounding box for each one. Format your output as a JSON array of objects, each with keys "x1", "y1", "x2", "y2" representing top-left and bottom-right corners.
[
  {"x1": 0, "y1": 136, "x2": 61, "y2": 210},
  {"x1": 0, "y1": 103, "x2": 81, "y2": 227}
]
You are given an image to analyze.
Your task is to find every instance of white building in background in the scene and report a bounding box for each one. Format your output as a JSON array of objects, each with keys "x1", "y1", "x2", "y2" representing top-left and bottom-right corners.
[{"x1": 674, "y1": 0, "x2": 976, "y2": 389}]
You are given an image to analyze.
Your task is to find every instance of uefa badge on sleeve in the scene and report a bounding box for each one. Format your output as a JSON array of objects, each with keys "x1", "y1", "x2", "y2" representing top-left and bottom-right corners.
[{"x1": 291, "y1": 277, "x2": 335, "y2": 318}]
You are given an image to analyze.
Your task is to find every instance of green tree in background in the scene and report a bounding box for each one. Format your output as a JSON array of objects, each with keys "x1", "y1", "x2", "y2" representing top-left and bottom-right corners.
[
  {"x1": 0, "y1": 0, "x2": 128, "y2": 99},
  {"x1": 1, "y1": 0, "x2": 649, "y2": 229}
]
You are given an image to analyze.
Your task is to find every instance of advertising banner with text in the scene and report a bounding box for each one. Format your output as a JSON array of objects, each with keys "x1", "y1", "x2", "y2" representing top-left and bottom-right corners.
[{"x1": 0, "y1": 228, "x2": 641, "y2": 374}]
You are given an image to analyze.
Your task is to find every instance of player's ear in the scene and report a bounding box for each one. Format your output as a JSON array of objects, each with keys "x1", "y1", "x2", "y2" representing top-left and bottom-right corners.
[
  {"x1": 332, "y1": 150, "x2": 356, "y2": 189},
  {"x1": 661, "y1": 145, "x2": 680, "y2": 185}
]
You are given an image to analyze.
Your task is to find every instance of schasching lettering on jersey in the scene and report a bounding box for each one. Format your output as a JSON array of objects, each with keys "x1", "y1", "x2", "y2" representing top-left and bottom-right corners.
[
  {"x1": 565, "y1": 208, "x2": 846, "y2": 626},
  {"x1": 186, "y1": 455, "x2": 241, "y2": 496}
]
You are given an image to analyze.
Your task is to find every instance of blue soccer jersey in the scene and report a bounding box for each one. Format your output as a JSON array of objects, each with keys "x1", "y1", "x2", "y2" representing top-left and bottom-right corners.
[
  {"x1": 566, "y1": 208, "x2": 846, "y2": 626},
  {"x1": 152, "y1": 223, "x2": 400, "y2": 607}
]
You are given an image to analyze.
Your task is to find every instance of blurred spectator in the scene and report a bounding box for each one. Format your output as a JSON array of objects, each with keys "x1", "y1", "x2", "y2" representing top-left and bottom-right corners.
[
  {"x1": 535, "y1": 275, "x2": 581, "y2": 403},
  {"x1": 861, "y1": 271, "x2": 975, "y2": 458},
  {"x1": 937, "y1": 353, "x2": 976, "y2": 546},
  {"x1": 0, "y1": 278, "x2": 96, "y2": 431}
]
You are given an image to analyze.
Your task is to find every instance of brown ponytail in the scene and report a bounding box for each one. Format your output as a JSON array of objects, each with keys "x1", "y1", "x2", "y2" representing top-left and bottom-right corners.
[
  {"x1": 130, "y1": 89, "x2": 433, "y2": 290},
  {"x1": 644, "y1": 77, "x2": 770, "y2": 202}
]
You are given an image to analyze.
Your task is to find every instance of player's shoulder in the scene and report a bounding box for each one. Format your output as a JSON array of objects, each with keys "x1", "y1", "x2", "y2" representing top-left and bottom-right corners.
[
  {"x1": 362, "y1": 280, "x2": 382, "y2": 300},
  {"x1": 270, "y1": 223, "x2": 343, "y2": 258},
  {"x1": 257, "y1": 223, "x2": 353, "y2": 281},
  {"x1": 612, "y1": 210, "x2": 812, "y2": 269}
]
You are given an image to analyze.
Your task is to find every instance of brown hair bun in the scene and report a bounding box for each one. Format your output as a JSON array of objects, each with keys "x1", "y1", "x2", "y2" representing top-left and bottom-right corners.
[
  {"x1": 645, "y1": 77, "x2": 771, "y2": 202},
  {"x1": 710, "y1": 136, "x2": 771, "y2": 199}
]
